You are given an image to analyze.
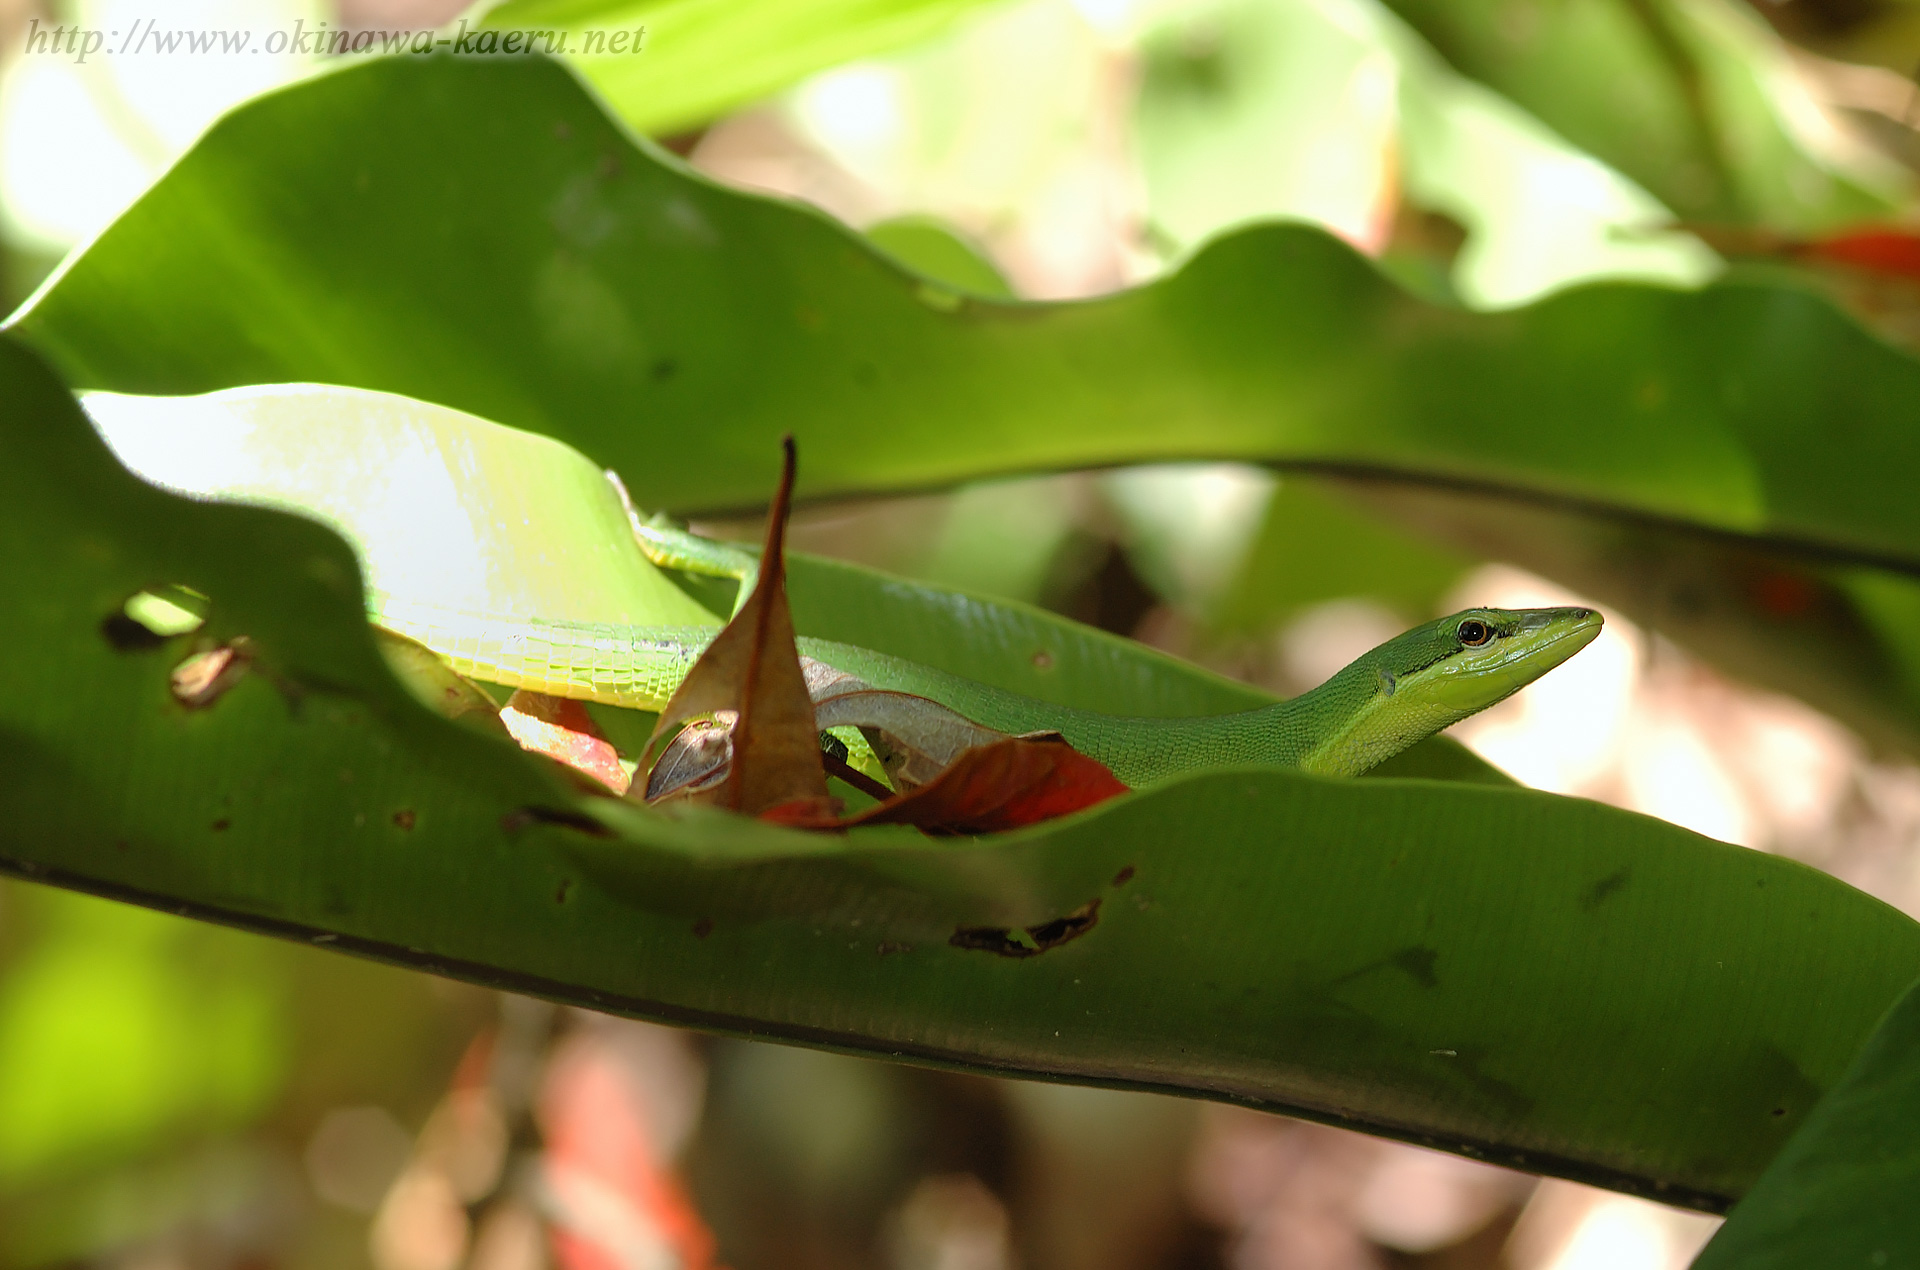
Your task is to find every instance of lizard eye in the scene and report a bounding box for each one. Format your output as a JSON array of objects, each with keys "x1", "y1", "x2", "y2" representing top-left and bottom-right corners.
[{"x1": 1457, "y1": 619, "x2": 1493, "y2": 647}]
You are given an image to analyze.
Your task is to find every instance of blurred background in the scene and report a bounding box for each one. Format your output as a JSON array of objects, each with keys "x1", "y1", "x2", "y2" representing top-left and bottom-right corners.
[{"x1": 8, "y1": 0, "x2": 1920, "y2": 1264}]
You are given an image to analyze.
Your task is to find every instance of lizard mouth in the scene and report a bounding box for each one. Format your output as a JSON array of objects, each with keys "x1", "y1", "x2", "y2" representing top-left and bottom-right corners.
[
  {"x1": 1491, "y1": 607, "x2": 1603, "y2": 688},
  {"x1": 1427, "y1": 607, "x2": 1603, "y2": 711}
]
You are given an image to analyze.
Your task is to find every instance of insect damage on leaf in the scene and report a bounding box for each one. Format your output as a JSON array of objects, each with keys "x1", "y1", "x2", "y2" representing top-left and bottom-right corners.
[
  {"x1": 950, "y1": 899, "x2": 1102, "y2": 958},
  {"x1": 104, "y1": 585, "x2": 207, "y2": 651},
  {"x1": 170, "y1": 639, "x2": 253, "y2": 708}
]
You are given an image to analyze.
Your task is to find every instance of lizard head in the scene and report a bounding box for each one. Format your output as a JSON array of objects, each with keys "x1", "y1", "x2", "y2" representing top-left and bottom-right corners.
[
  {"x1": 1380, "y1": 606, "x2": 1604, "y2": 715},
  {"x1": 1300, "y1": 606, "x2": 1603, "y2": 776}
]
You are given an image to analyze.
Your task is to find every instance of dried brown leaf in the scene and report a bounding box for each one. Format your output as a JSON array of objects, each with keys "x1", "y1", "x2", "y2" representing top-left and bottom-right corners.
[{"x1": 642, "y1": 438, "x2": 830, "y2": 817}]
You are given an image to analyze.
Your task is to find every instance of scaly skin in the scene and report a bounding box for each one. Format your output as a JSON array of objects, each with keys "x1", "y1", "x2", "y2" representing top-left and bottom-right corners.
[{"x1": 368, "y1": 590, "x2": 1601, "y2": 788}]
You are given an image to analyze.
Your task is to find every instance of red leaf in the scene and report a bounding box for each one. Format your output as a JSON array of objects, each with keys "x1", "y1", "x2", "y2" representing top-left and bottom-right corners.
[
  {"x1": 502, "y1": 691, "x2": 630, "y2": 794},
  {"x1": 795, "y1": 735, "x2": 1127, "y2": 835},
  {"x1": 1806, "y1": 228, "x2": 1920, "y2": 282}
]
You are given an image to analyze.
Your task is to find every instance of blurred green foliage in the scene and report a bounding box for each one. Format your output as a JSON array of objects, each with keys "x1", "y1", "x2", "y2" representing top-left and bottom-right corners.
[{"x1": 478, "y1": 0, "x2": 1000, "y2": 135}]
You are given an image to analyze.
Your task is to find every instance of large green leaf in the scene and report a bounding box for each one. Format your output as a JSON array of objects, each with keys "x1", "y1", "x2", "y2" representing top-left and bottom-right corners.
[
  {"x1": 1691, "y1": 973, "x2": 1920, "y2": 1267},
  {"x1": 77, "y1": 380, "x2": 1494, "y2": 781},
  {"x1": 12, "y1": 54, "x2": 1920, "y2": 562},
  {"x1": 81, "y1": 385, "x2": 717, "y2": 629},
  {"x1": 21, "y1": 54, "x2": 1920, "y2": 751},
  {"x1": 7, "y1": 336, "x2": 1920, "y2": 1211}
]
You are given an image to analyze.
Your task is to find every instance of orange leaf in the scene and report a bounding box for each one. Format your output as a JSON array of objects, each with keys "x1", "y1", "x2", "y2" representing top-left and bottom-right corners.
[{"x1": 502, "y1": 691, "x2": 630, "y2": 794}]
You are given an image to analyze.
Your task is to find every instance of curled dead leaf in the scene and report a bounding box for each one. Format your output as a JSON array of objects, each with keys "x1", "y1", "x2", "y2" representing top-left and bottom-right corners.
[
  {"x1": 633, "y1": 439, "x2": 1128, "y2": 833},
  {"x1": 640, "y1": 436, "x2": 829, "y2": 816},
  {"x1": 644, "y1": 714, "x2": 735, "y2": 804}
]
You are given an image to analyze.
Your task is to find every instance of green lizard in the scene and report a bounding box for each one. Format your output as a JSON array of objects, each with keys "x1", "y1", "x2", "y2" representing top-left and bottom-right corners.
[{"x1": 368, "y1": 522, "x2": 1600, "y2": 789}]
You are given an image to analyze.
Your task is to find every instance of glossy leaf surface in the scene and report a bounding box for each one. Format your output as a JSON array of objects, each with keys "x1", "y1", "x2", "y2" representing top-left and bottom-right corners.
[{"x1": 6, "y1": 335, "x2": 1920, "y2": 1214}]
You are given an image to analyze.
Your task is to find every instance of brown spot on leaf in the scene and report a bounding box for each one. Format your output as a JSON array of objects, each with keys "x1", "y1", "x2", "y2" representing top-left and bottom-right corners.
[
  {"x1": 1112, "y1": 866, "x2": 1135, "y2": 887},
  {"x1": 1582, "y1": 868, "x2": 1631, "y2": 911},
  {"x1": 950, "y1": 899, "x2": 1100, "y2": 959},
  {"x1": 1392, "y1": 946, "x2": 1440, "y2": 989},
  {"x1": 210, "y1": 818, "x2": 230, "y2": 832},
  {"x1": 170, "y1": 641, "x2": 252, "y2": 709},
  {"x1": 392, "y1": 809, "x2": 416, "y2": 831},
  {"x1": 692, "y1": 918, "x2": 714, "y2": 939}
]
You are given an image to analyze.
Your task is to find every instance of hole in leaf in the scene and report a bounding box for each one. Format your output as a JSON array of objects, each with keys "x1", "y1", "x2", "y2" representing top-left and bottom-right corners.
[
  {"x1": 950, "y1": 899, "x2": 1101, "y2": 959},
  {"x1": 104, "y1": 585, "x2": 207, "y2": 650}
]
